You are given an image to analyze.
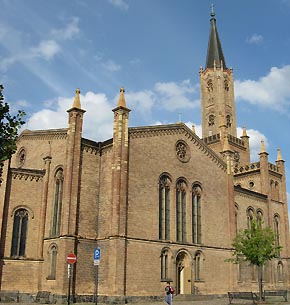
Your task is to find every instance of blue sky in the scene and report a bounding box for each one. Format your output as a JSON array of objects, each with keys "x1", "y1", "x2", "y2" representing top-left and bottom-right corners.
[{"x1": 0, "y1": 0, "x2": 290, "y2": 211}]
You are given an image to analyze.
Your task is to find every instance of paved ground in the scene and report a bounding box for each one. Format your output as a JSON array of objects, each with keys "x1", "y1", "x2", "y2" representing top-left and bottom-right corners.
[{"x1": 3, "y1": 295, "x2": 289, "y2": 305}]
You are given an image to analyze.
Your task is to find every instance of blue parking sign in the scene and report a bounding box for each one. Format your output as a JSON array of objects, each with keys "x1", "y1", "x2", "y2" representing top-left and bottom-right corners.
[{"x1": 94, "y1": 247, "x2": 100, "y2": 260}]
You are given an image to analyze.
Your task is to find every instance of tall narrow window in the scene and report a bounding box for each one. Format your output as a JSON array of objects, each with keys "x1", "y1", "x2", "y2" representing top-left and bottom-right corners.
[
  {"x1": 274, "y1": 214, "x2": 280, "y2": 257},
  {"x1": 256, "y1": 210, "x2": 263, "y2": 228},
  {"x1": 234, "y1": 204, "x2": 239, "y2": 236},
  {"x1": 159, "y1": 175, "x2": 171, "y2": 240},
  {"x1": 47, "y1": 244, "x2": 58, "y2": 280},
  {"x1": 247, "y1": 208, "x2": 254, "y2": 231},
  {"x1": 161, "y1": 249, "x2": 169, "y2": 280},
  {"x1": 192, "y1": 185, "x2": 202, "y2": 243},
  {"x1": 11, "y1": 209, "x2": 29, "y2": 257},
  {"x1": 277, "y1": 261, "x2": 283, "y2": 282},
  {"x1": 176, "y1": 180, "x2": 187, "y2": 242},
  {"x1": 194, "y1": 251, "x2": 202, "y2": 281},
  {"x1": 51, "y1": 169, "x2": 64, "y2": 236}
]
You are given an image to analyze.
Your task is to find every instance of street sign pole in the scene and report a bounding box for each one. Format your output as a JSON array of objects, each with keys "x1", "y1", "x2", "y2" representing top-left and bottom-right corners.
[
  {"x1": 66, "y1": 253, "x2": 77, "y2": 305},
  {"x1": 94, "y1": 247, "x2": 100, "y2": 305},
  {"x1": 67, "y1": 264, "x2": 71, "y2": 305}
]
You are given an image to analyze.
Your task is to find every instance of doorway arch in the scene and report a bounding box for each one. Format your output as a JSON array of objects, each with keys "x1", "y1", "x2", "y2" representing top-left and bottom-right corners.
[{"x1": 176, "y1": 251, "x2": 192, "y2": 294}]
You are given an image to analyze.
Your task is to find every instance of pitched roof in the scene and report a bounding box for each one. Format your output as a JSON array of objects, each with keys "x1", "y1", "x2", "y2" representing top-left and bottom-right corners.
[{"x1": 205, "y1": 11, "x2": 227, "y2": 70}]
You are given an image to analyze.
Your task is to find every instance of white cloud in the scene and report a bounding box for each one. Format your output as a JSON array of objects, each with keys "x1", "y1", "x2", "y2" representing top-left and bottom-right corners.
[
  {"x1": 154, "y1": 80, "x2": 199, "y2": 111},
  {"x1": 125, "y1": 90, "x2": 155, "y2": 115},
  {"x1": 246, "y1": 34, "x2": 263, "y2": 45},
  {"x1": 237, "y1": 127, "x2": 268, "y2": 162},
  {"x1": 27, "y1": 91, "x2": 114, "y2": 141},
  {"x1": 101, "y1": 59, "x2": 121, "y2": 72},
  {"x1": 51, "y1": 17, "x2": 80, "y2": 40},
  {"x1": 235, "y1": 65, "x2": 290, "y2": 112},
  {"x1": 108, "y1": 0, "x2": 129, "y2": 10},
  {"x1": 31, "y1": 40, "x2": 61, "y2": 60}
]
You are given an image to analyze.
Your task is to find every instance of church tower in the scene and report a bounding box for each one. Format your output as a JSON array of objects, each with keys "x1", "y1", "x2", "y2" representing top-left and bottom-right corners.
[
  {"x1": 200, "y1": 7, "x2": 236, "y2": 139},
  {"x1": 200, "y1": 7, "x2": 250, "y2": 165}
]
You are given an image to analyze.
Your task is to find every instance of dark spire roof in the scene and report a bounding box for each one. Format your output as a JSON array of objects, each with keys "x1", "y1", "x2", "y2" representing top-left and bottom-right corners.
[{"x1": 205, "y1": 7, "x2": 227, "y2": 70}]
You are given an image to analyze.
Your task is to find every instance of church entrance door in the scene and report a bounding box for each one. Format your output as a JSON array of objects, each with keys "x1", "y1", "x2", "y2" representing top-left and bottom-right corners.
[{"x1": 176, "y1": 252, "x2": 191, "y2": 294}]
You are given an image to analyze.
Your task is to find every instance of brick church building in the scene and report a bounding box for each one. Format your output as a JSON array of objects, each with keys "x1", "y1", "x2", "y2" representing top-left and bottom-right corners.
[{"x1": 0, "y1": 9, "x2": 289, "y2": 302}]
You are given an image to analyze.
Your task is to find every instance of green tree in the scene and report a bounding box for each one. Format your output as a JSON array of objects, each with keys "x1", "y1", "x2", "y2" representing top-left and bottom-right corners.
[
  {"x1": 0, "y1": 84, "x2": 26, "y2": 181},
  {"x1": 228, "y1": 221, "x2": 281, "y2": 303}
]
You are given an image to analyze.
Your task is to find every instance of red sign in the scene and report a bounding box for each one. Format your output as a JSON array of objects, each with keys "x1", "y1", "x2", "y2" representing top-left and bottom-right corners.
[{"x1": 67, "y1": 253, "x2": 77, "y2": 264}]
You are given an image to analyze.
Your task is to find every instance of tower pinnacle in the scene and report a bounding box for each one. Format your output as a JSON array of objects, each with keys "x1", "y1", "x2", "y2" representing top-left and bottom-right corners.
[{"x1": 117, "y1": 87, "x2": 127, "y2": 108}]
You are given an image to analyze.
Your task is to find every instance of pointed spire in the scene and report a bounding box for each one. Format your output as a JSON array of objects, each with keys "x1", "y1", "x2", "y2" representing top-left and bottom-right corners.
[
  {"x1": 206, "y1": 6, "x2": 227, "y2": 70},
  {"x1": 72, "y1": 88, "x2": 81, "y2": 109},
  {"x1": 260, "y1": 139, "x2": 267, "y2": 154},
  {"x1": 192, "y1": 124, "x2": 196, "y2": 134},
  {"x1": 117, "y1": 87, "x2": 127, "y2": 107},
  {"x1": 277, "y1": 148, "x2": 284, "y2": 161},
  {"x1": 242, "y1": 126, "x2": 248, "y2": 137}
]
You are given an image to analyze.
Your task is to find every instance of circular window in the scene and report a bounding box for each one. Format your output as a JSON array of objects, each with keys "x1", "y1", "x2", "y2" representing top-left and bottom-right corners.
[
  {"x1": 17, "y1": 148, "x2": 26, "y2": 168},
  {"x1": 249, "y1": 181, "x2": 254, "y2": 188},
  {"x1": 175, "y1": 140, "x2": 190, "y2": 163}
]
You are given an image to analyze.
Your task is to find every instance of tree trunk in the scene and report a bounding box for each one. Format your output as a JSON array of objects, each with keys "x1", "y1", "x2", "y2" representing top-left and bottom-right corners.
[{"x1": 258, "y1": 264, "x2": 263, "y2": 303}]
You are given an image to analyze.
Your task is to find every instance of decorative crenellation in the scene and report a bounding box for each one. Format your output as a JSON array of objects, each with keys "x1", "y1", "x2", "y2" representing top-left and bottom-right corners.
[
  {"x1": 234, "y1": 162, "x2": 260, "y2": 174},
  {"x1": 11, "y1": 168, "x2": 45, "y2": 182},
  {"x1": 130, "y1": 124, "x2": 227, "y2": 171},
  {"x1": 18, "y1": 129, "x2": 68, "y2": 142},
  {"x1": 268, "y1": 163, "x2": 280, "y2": 173}
]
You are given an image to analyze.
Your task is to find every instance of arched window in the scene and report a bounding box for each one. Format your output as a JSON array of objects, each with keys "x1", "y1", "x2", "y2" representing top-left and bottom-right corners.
[
  {"x1": 176, "y1": 179, "x2": 187, "y2": 242},
  {"x1": 11, "y1": 208, "x2": 29, "y2": 257},
  {"x1": 247, "y1": 208, "x2": 254, "y2": 231},
  {"x1": 256, "y1": 210, "x2": 263, "y2": 228},
  {"x1": 51, "y1": 168, "x2": 64, "y2": 236},
  {"x1": 47, "y1": 244, "x2": 58, "y2": 280},
  {"x1": 194, "y1": 251, "x2": 203, "y2": 281},
  {"x1": 160, "y1": 249, "x2": 170, "y2": 281},
  {"x1": 277, "y1": 261, "x2": 283, "y2": 282},
  {"x1": 274, "y1": 214, "x2": 280, "y2": 257},
  {"x1": 192, "y1": 185, "x2": 202, "y2": 243},
  {"x1": 234, "y1": 204, "x2": 239, "y2": 236},
  {"x1": 159, "y1": 175, "x2": 171, "y2": 240}
]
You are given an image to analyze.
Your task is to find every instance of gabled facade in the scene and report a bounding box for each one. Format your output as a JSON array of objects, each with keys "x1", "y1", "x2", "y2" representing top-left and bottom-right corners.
[{"x1": 0, "y1": 9, "x2": 289, "y2": 302}]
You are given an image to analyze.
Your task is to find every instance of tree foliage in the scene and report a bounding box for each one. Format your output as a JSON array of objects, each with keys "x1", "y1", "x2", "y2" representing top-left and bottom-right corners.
[
  {"x1": 230, "y1": 221, "x2": 280, "y2": 266},
  {"x1": 0, "y1": 84, "x2": 26, "y2": 163},
  {"x1": 227, "y1": 220, "x2": 281, "y2": 302}
]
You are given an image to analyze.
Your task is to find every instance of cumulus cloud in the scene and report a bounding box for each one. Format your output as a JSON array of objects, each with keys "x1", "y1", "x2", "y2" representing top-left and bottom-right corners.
[
  {"x1": 31, "y1": 40, "x2": 61, "y2": 60},
  {"x1": 108, "y1": 0, "x2": 129, "y2": 10},
  {"x1": 27, "y1": 91, "x2": 114, "y2": 141},
  {"x1": 235, "y1": 65, "x2": 290, "y2": 113},
  {"x1": 246, "y1": 34, "x2": 263, "y2": 45},
  {"x1": 154, "y1": 79, "x2": 199, "y2": 111},
  {"x1": 51, "y1": 17, "x2": 80, "y2": 40}
]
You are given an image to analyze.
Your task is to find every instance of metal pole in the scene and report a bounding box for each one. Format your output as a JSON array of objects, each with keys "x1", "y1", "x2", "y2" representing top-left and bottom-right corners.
[
  {"x1": 95, "y1": 265, "x2": 99, "y2": 305},
  {"x1": 68, "y1": 264, "x2": 71, "y2": 305}
]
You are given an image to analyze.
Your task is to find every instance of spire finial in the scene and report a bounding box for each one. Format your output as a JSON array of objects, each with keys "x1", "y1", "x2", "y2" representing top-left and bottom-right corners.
[
  {"x1": 260, "y1": 139, "x2": 267, "y2": 154},
  {"x1": 210, "y1": 3, "x2": 215, "y2": 17},
  {"x1": 72, "y1": 88, "x2": 81, "y2": 109},
  {"x1": 242, "y1": 126, "x2": 248, "y2": 137},
  {"x1": 277, "y1": 148, "x2": 284, "y2": 161},
  {"x1": 117, "y1": 87, "x2": 127, "y2": 107}
]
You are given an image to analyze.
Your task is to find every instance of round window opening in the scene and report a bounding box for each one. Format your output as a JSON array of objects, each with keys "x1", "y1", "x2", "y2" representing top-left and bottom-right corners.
[
  {"x1": 249, "y1": 181, "x2": 254, "y2": 188},
  {"x1": 175, "y1": 140, "x2": 190, "y2": 163}
]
